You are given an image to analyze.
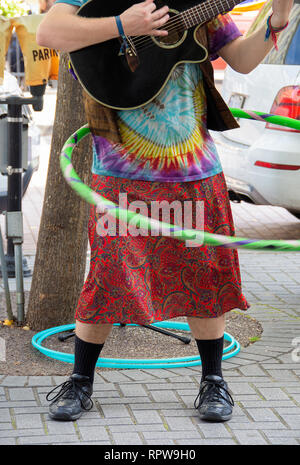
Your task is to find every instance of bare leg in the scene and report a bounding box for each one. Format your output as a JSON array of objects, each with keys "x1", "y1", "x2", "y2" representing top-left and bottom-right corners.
[
  {"x1": 75, "y1": 320, "x2": 113, "y2": 344},
  {"x1": 188, "y1": 314, "x2": 234, "y2": 422},
  {"x1": 187, "y1": 315, "x2": 225, "y2": 340}
]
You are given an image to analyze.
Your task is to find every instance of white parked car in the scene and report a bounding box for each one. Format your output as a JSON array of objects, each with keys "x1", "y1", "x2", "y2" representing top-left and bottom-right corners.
[{"x1": 211, "y1": 2, "x2": 300, "y2": 218}]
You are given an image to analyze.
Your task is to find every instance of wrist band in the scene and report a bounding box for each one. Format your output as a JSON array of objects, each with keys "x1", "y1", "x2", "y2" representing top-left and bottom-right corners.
[
  {"x1": 115, "y1": 15, "x2": 128, "y2": 55},
  {"x1": 265, "y1": 13, "x2": 289, "y2": 51}
]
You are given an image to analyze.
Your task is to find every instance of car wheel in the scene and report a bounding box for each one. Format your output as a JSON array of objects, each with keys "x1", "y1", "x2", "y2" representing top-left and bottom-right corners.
[{"x1": 287, "y1": 210, "x2": 300, "y2": 220}]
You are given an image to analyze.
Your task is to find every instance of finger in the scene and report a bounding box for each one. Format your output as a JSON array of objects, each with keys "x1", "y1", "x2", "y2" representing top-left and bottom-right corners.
[
  {"x1": 147, "y1": 2, "x2": 157, "y2": 13},
  {"x1": 151, "y1": 28, "x2": 168, "y2": 36},
  {"x1": 152, "y1": 6, "x2": 169, "y2": 20},
  {"x1": 152, "y1": 14, "x2": 169, "y2": 29}
]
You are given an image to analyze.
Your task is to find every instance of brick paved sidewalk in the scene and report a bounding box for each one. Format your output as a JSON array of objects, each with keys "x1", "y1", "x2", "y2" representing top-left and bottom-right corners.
[{"x1": 0, "y1": 90, "x2": 300, "y2": 445}]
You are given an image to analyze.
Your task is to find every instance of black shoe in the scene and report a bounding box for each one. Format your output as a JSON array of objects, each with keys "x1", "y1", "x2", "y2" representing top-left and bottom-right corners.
[
  {"x1": 194, "y1": 374, "x2": 234, "y2": 422},
  {"x1": 46, "y1": 373, "x2": 93, "y2": 421}
]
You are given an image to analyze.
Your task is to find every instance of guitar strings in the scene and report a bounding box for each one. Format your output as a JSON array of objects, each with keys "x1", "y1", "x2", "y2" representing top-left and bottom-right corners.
[
  {"x1": 129, "y1": 0, "x2": 237, "y2": 51},
  {"x1": 131, "y1": 4, "x2": 211, "y2": 47},
  {"x1": 130, "y1": 0, "x2": 238, "y2": 46}
]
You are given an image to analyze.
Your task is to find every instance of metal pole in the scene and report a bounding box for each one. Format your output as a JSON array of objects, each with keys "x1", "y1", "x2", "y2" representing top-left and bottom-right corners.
[{"x1": 0, "y1": 226, "x2": 13, "y2": 321}]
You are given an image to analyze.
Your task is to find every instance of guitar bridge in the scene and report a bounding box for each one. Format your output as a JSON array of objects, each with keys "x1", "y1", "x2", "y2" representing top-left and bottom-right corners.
[{"x1": 118, "y1": 36, "x2": 140, "y2": 73}]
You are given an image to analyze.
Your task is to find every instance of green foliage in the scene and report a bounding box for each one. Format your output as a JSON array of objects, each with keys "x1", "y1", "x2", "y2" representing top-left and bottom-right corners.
[{"x1": 0, "y1": 0, "x2": 28, "y2": 18}]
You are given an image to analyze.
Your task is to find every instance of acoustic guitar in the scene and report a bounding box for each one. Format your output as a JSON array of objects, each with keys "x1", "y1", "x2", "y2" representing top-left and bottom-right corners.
[{"x1": 69, "y1": 0, "x2": 243, "y2": 110}]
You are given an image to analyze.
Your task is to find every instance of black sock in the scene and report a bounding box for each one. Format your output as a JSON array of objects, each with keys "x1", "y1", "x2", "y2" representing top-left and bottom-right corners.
[
  {"x1": 73, "y1": 335, "x2": 104, "y2": 384},
  {"x1": 195, "y1": 336, "x2": 224, "y2": 381}
]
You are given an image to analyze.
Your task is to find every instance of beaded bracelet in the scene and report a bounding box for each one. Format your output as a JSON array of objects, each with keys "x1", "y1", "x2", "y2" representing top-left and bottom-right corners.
[{"x1": 265, "y1": 13, "x2": 289, "y2": 51}]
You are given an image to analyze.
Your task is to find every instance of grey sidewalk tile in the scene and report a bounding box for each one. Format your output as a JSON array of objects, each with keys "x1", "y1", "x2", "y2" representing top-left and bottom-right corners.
[
  {"x1": 1, "y1": 376, "x2": 27, "y2": 387},
  {"x1": 264, "y1": 370, "x2": 299, "y2": 381},
  {"x1": 141, "y1": 369, "x2": 178, "y2": 379},
  {"x1": 247, "y1": 408, "x2": 280, "y2": 422},
  {"x1": 98, "y1": 371, "x2": 134, "y2": 383},
  {"x1": 8, "y1": 388, "x2": 35, "y2": 402},
  {"x1": 229, "y1": 421, "x2": 287, "y2": 430},
  {"x1": 275, "y1": 407, "x2": 300, "y2": 415},
  {"x1": 95, "y1": 391, "x2": 120, "y2": 399},
  {"x1": 198, "y1": 422, "x2": 232, "y2": 439},
  {"x1": 166, "y1": 375, "x2": 199, "y2": 383},
  {"x1": 133, "y1": 410, "x2": 163, "y2": 424},
  {"x1": 18, "y1": 434, "x2": 79, "y2": 445},
  {"x1": 234, "y1": 430, "x2": 269, "y2": 445},
  {"x1": 101, "y1": 404, "x2": 131, "y2": 418},
  {"x1": 142, "y1": 431, "x2": 203, "y2": 440},
  {"x1": 108, "y1": 424, "x2": 166, "y2": 433},
  {"x1": 0, "y1": 408, "x2": 11, "y2": 422},
  {"x1": 27, "y1": 376, "x2": 53, "y2": 386},
  {"x1": 119, "y1": 370, "x2": 158, "y2": 382},
  {"x1": 111, "y1": 432, "x2": 143, "y2": 445},
  {"x1": 177, "y1": 438, "x2": 237, "y2": 445},
  {"x1": 160, "y1": 409, "x2": 197, "y2": 417},
  {"x1": 228, "y1": 383, "x2": 257, "y2": 395},
  {"x1": 0, "y1": 401, "x2": 38, "y2": 408},
  {"x1": 46, "y1": 420, "x2": 77, "y2": 435},
  {"x1": 146, "y1": 383, "x2": 196, "y2": 391},
  {"x1": 238, "y1": 365, "x2": 267, "y2": 377},
  {"x1": 239, "y1": 400, "x2": 297, "y2": 408},
  {"x1": 0, "y1": 438, "x2": 16, "y2": 445},
  {"x1": 255, "y1": 387, "x2": 291, "y2": 401},
  {"x1": 164, "y1": 416, "x2": 197, "y2": 431},
  {"x1": 73, "y1": 441, "x2": 112, "y2": 445},
  {"x1": 130, "y1": 402, "x2": 180, "y2": 410},
  {"x1": 0, "y1": 424, "x2": 13, "y2": 431},
  {"x1": 95, "y1": 396, "x2": 151, "y2": 405},
  {"x1": 268, "y1": 437, "x2": 299, "y2": 445},
  {"x1": 279, "y1": 415, "x2": 300, "y2": 428},
  {"x1": 149, "y1": 390, "x2": 178, "y2": 403},
  {"x1": 15, "y1": 413, "x2": 43, "y2": 429},
  {"x1": 145, "y1": 439, "x2": 176, "y2": 445},
  {"x1": 52, "y1": 376, "x2": 69, "y2": 384},
  {"x1": 77, "y1": 417, "x2": 130, "y2": 427},
  {"x1": 78, "y1": 426, "x2": 109, "y2": 442},
  {"x1": 0, "y1": 428, "x2": 45, "y2": 438},
  {"x1": 13, "y1": 406, "x2": 48, "y2": 415},
  {"x1": 262, "y1": 429, "x2": 300, "y2": 438},
  {"x1": 92, "y1": 383, "x2": 118, "y2": 392},
  {"x1": 119, "y1": 384, "x2": 147, "y2": 397}
]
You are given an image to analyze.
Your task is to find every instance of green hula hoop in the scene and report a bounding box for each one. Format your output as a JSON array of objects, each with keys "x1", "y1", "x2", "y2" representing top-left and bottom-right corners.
[{"x1": 60, "y1": 108, "x2": 300, "y2": 252}]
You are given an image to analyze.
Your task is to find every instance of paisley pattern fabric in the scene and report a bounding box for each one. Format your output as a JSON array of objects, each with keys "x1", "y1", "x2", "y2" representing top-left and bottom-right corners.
[{"x1": 75, "y1": 172, "x2": 250, "y2": 325}]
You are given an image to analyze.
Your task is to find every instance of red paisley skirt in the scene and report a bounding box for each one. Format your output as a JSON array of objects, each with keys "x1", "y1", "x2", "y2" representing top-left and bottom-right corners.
[{"x1": 75, "y1": 172, "x2": 250, "y2": 325}]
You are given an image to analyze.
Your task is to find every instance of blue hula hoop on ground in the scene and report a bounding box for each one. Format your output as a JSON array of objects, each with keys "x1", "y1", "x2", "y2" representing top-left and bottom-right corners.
[{"x1": 31, "y1": 321, "x2": 240, "y2": 369}]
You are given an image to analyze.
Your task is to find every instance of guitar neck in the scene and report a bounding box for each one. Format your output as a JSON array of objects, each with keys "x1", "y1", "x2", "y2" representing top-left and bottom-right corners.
[{"x1": 181, "y1": 0, "x2": 244, "y2": 29}]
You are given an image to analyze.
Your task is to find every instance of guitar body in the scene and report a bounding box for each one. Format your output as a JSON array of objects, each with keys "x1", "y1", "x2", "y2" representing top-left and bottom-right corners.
[{"x1": 69, "y1": 0, "x2": 208, "y2": 110}]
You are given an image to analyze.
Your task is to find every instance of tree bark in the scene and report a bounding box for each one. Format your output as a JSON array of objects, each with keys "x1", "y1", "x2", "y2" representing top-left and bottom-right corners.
[{"x1": 26, "y1": 53, "x2": 92, "y2": 331}]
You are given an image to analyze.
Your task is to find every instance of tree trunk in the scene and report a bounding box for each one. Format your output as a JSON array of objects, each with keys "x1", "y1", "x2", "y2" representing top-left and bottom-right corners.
[{"x1": 26, "y1": 53, "x2": 92, "y2": 331}]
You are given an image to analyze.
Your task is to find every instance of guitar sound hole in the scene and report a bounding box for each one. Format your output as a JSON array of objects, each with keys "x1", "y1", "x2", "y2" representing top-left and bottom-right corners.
[{"x1": 153, "y1": 10, "x2": 186, "y2": 48}]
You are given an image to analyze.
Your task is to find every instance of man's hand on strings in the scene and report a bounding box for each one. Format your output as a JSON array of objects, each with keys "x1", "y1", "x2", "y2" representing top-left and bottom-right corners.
[{"x1": 120, "y1": 0, "x2": 170, "y2": 37}]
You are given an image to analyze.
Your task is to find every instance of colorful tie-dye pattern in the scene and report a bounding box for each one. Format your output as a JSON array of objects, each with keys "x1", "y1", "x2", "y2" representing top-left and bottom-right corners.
[
  {"x1": 91, "y1": 14, "x2": 241, "y2": 182},
  {"x1": 55, "y1": 0, "x2": 242, "y2": 181}
]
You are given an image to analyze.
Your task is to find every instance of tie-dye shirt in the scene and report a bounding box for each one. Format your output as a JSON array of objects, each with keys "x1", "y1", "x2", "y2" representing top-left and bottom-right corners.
[{"x1": 55, "y1": 0, "x2": 242, "y2": 181}]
